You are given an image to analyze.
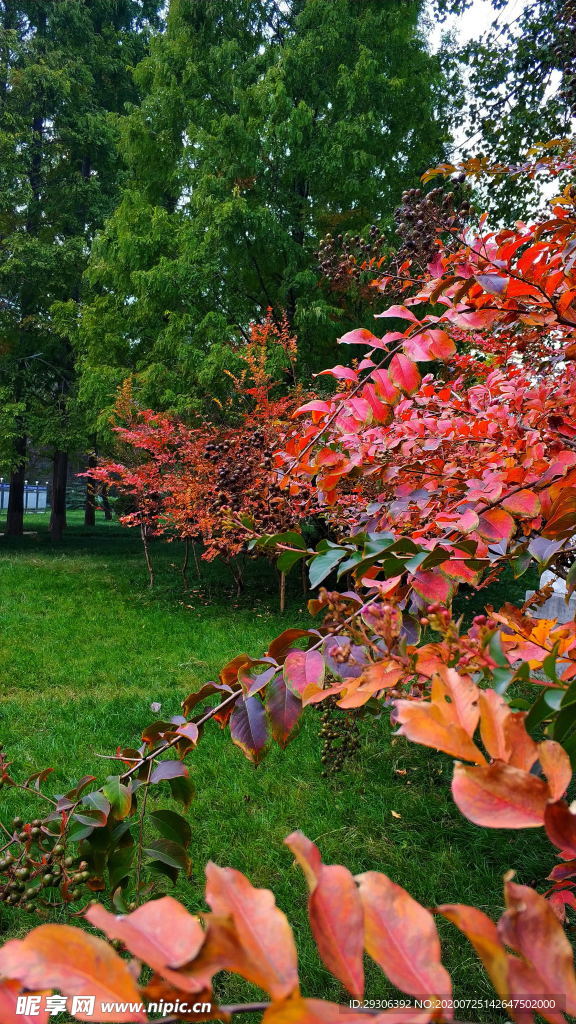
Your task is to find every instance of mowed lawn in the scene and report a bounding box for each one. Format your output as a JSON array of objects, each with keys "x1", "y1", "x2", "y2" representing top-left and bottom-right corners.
[{"x1": 0, "y1": 512, "x2": 555, "y2": 1018}]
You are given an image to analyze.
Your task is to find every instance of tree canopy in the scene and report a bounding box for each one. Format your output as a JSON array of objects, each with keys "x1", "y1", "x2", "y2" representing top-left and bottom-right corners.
[{"x1": 77, "y1": 0, "x2": 450, "y2": 431}]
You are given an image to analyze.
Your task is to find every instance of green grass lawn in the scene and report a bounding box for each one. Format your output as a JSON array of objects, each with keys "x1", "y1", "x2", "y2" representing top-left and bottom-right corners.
[{"x1": 0, "y1": 512, "x2": 555, "y2": 1019}]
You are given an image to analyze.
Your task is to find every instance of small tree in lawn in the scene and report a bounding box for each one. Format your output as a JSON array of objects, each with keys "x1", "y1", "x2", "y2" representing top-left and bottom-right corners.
[{"x1": 92, "y1": 312, "x2": 303, "y2": 595}]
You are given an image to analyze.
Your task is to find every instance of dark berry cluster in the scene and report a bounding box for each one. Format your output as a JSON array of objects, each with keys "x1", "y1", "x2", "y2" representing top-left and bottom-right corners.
[
  {"x1": 0, "y1": 817, "x2": 91, "y2": 914},
  {"x1": 317, "y1": 224, "x2": 390, "y2": 299},
  {"x1": 319, "y1": 698, "x2": 361, "y2": 776},
  {"x1": 393, "y1": 184, "x2": 470, "y2": 268}
]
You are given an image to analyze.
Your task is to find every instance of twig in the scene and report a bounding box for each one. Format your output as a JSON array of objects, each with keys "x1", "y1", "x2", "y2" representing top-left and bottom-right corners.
[{"x1": 119, "y1": 594, "x2": 383, "y2": 783}]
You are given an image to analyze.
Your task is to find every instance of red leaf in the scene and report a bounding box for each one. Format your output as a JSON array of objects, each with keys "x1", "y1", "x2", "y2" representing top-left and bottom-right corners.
[
  {"x1": 285, "y1": 832, "x2": 364, "y2": 999},
  {"x1": 545, "y1": 800, "x2": 576, "y2": 857},
  {"x1": 388, "y1": 354, "x2": 421, "y2": 395},
  {"x1": 338, "y1": 328, "x2": 383, "y2": 347},
  {"x1": 499, "y1": 880, "x2": 576, "y2": 1016},
  {"x1": 0, "y1": 981, "x2": 49, "y2": 1024},
  {"x1": 451, "y1": 761, "x2": 549, "y2": 828},
  {"x1": 438, "y1": 905, "x2": 509, "y2": 1000},
  {"x1": 501, "y1": 489, "x2": 541, "y2": 518},
  {"x1": 86, "y1": 897, "x2": 206, "y2": 993},
  {"x1": 205, "y1": 863, "x2": 299, "y2": 1000},
  {"x1": 283, "y1": 650, "x2": 325, "y2": 700},
  {"x1": 374, "y1": 304, "x2": 419, "y2": 322},
  {"x1": 356, "y1": 872, "x2": 452, "y2": 1002},
  {"x1": 411, "y1": 571, "x2": 452, "y2": 604},
  {"x1": 316, "y1": 365, "x2": 358, "y2": 381},
  {"x1": 150, "y1": 760, "x2": 188, "y2": 784},
  {"x1": 476, "y1": 508, "x2": 515, "y2": 542}
]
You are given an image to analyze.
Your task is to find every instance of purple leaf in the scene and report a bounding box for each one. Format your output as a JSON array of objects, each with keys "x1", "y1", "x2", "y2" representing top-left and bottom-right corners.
[
  {"x1": 176, "y1": 722, "x2": 199, "y2": 745},
  {"x1": 323, "y1": 636, "x2": 368, "y2": 680},
  {"x1": 150, "y1": 760, "x2": 189, "y2": 784},
  {"x1": 240, "y1": 663, "x2": 278, "y2": 697},
  {"x1": 229, "y1": 696, "x2": 269, "y2": 764},
  {"x1": 266, "y1": 675, "x2": 302, "y2": 749}
]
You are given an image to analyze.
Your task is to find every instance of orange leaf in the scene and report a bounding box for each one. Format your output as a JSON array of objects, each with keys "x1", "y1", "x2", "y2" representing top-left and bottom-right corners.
[
  {"x1": 432, "y1": 668, "x2": 480, "y2": 735},
  {"x1": 0, "y1": 981, "x2": 50, "y2": 1024},
  {"x1": 543, "y1": 487, "x2": 576, "y2": 539},
  {"x1": 0, "y1": 926, "x2": 145, "y2": 1021},
  {"x1": 499, "y1": 881, "x2": 576, "y2": 1016},
  {"x1": 478, "y1": 690, "x2": 539, "y2": 770},
  {"x1": 86, "y1": 897, "x2": 206, "y2": 993},
  {"x1": 204, "y1": 863, "x2": 298, "y2": 1000},
  {"x1": 178, "y1": 914, "x2": 277, "y2": 993},
  {"x1": 394, "y1": 702, "x2": 485, "y2": 764},
  {"x1": 538, "y1": 740, "x2": 572, "y2": 800},
  {"x1": 285, "y1": 832, "x2": 364, "y2": 999},
  {"x1": 451, "y1": 761, "x2": 549, "y2": 828},
  {"x1": 437, "y1": 905, "x2": 509, "y2": 1000},
  {"x1": 478, "y1": 690, "x2": 510, "y2": 762},
  {"x1": 356, "y1": 872, "x2": 452, "y2": 1002},
  {"x1": 142, "y1": 977, "x2": 223, "y2": 1021},
  {"x1": 502, "y1": 713, "x2": 539, "y2": 772}
]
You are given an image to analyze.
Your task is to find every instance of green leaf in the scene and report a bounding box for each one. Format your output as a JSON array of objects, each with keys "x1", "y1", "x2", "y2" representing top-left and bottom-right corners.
[
  {"x1": 525, "y1": 690, "x2": 554, "y2": 732},
  {"x1": 550, "y1": 700, "x2": 576, "y2": 744},
  {"x1": 567, "y1": 559, "x2": 576, "y2": 593},
  {"x1": 168, "y1": 775, "x2": 196, "y2": 809},
  {"x1": 492, "y1": 668, "x2": 515, "y2": 694},
  {"x1": 149, "y1": 809, "x2": 192, "y2": 848},
  {"x1": 108, "y1": 844, "x2": 134, "y2": 890},
  {"x1": 271, "y1": 531, "x2": 307, "y2": 549},
  {"x1": 143, "y1": 838, "x2": 191, "y2": 876},
  {"x1": 67, "y1": 821, "x2": 96, "y2": 843},
  {"x1": 404, "y1": 551, "x2": 429, "y2": 573},
  {"x1": 488, "y1": 631, "x2": 508, "y2": 669},
  {"x1": 112, "y1": 887, "x2": 130, "y2": 913},
  {"x1": 277, "y1": 548, "x2": 306, "y2": 573},
  {"x1": 337, "y1": 551, "x2": 365, "y2": 578},
  {"x1": 102, "y1": 776, "x2": 132, "y2": 820},
  {"x1": 511, "y1": 550, "x2": 532, "y2": 578},
  {"x1": 308, "y1": 548, "x2": 345, "y2": 589},
  {"x1": 73, "y1": 806, "x2": 109, "y2": 829},
  {"x1": 560, "y1": 730, "x2": 576, "y2": 769},
  {"x1": 544, "y1": 688, "x2": 565, "y2": 711}
]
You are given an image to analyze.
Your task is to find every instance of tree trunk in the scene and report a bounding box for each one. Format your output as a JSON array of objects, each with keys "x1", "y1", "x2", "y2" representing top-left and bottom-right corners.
[
  {"x1": 101, "y1": 484, "x2": 112, "y2": 520},
  {"x1": 6, "y1": 435, "x2": 26, "y2": 536},
  {"x1": 50, "y1": 450, "x2": 68, "y2": 541},
  {"x1": 85, "y1": 453, "x2": 97, "y2": 526},
  {"x1": 140, "y1": 524, "x2": 155, "y2": 588}
]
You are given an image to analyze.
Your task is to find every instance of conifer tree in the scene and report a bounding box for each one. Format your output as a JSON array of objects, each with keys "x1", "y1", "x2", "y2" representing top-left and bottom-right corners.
[
  {"x1": 0, "y1": 0, "x2": 160, "y2": 536},
  {"x1": 78, "y1": 0, "x2": 449, "y2": 426}
]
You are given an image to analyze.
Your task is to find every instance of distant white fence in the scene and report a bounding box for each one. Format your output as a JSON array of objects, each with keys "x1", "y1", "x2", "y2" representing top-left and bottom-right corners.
[{"x1": 0, "y1": 480, "x2": 48, "y2": 513}]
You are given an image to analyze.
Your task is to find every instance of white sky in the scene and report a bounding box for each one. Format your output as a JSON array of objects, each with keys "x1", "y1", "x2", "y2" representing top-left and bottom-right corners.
[{"x1": 428, "y1": 0, "x2": 528, "y2": 51}]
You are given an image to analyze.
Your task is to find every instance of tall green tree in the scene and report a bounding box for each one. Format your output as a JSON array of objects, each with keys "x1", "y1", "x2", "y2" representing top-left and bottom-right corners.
[
  {"x1": 433, "y1": 0, "x2": 575, "y2": 215},
  {"x1": 0, "y1": 0, "x2": 161, "y2": 536},
  {"x1": 78, "y1": 0, "x2": 449, "y2": 428}
]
